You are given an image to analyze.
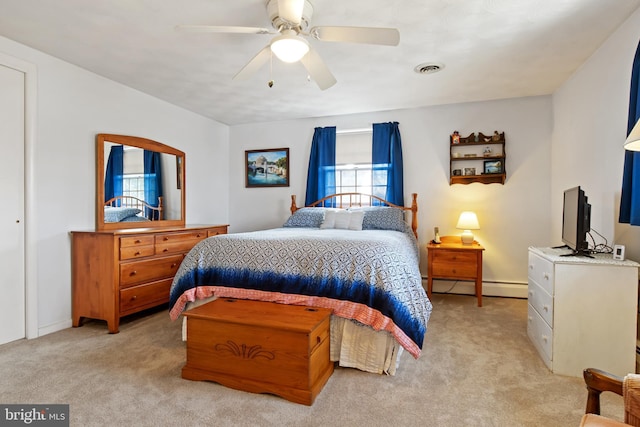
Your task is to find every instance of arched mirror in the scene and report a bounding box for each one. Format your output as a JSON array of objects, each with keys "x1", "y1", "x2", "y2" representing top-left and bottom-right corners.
[{"x1": 96, "y1": 134, "x2": 185, "y2": 231}]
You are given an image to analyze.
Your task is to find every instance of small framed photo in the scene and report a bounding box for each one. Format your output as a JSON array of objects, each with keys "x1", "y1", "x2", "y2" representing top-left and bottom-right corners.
[
  {"x1": 483, "y1": 160, "x2": 503, "y2": 174},
  {"x1": 245, "y1": 148, "x2": 289, "y2": 188},
  {"x1": 464, "y1": 167, "x2": 476, "y2": 176}
]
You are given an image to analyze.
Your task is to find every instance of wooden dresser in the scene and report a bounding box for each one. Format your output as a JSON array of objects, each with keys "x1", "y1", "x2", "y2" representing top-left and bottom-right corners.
[{"x1": 71, "y1": 224, "x2": 228, "y2": 333}]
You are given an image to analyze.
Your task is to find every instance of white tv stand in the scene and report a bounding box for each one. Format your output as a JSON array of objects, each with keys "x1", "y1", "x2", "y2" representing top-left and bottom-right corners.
[{"x1": 527, "y1": 247, "x2": 639, "y2": 377}]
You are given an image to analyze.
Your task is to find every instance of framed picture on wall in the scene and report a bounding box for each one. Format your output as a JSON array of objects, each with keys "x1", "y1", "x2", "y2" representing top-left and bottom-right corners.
[{"x1": 245, "y1": 148, "x2": 290, "y2": 188}]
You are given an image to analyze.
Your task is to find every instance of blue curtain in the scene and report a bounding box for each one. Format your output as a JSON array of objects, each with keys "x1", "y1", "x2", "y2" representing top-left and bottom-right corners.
[
  {"x1": 372, "y1": 122, "x2": 404, "y2": 206},
  {"x1": 144, "y1": 150, "x2": 164, "y2": 219},
  {"x1": 305, "y1": 126, "x2": 336, "y2": 206},
  {"x1": 104, "y1": 145, "x2": 123, "y2": 204},
  {"x1": 619, "y1": 40, "x2": 640, "y2": 224}
]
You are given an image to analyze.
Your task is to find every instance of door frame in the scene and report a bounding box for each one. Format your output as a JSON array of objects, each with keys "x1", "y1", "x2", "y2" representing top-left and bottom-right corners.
[{"x1": 0, "y1": 51, "x2": 38, "y2": 339}]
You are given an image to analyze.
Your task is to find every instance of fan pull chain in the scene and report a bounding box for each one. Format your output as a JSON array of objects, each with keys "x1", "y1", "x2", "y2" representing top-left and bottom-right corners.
[{"x1": 268, "y1": 50, "x2": 274, "y2": 88}]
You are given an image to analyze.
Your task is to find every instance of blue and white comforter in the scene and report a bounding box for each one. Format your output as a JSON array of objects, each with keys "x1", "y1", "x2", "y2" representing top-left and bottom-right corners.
[{"x1": 169, "y1": 227, "x2": 432, "y2": 358}]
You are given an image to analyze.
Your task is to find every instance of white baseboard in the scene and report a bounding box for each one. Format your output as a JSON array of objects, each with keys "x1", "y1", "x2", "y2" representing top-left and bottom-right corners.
[
  {"x1": 423, "y1": 278, "x2": 528, "y2": 299},
  {"x1": 38, "y1": 319, "x2": 73, "y2": 337}
]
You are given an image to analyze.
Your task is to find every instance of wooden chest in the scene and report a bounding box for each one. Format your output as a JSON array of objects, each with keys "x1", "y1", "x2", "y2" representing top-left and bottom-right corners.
[{"x1": 182, "y1": 298, "x2": 334, "y2": 405}]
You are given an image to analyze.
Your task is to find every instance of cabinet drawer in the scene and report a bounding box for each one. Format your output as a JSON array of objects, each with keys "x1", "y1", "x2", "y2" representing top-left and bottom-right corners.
[
  {"x1": 527, "y1": 303, "x2": 553, "y2": 366},
  {"x1": 527, "y1": 279, "x2": 553, "y2": 327},
  {"x1": 528, "y1": 251, "x2": 554, "y2": 295},
  {"x1": 120, "y1": 254, "x2": 183, "y2": 288},
  {"x1": 208, "y1": 226, "x2": 227, "y2": 237},
  {"x1": 155, "y1": 230, "x2": 208, "y2": 255},
  {"x1": 120, "y1": 235, "x2": 154, "y2": 248},
  {"x1": 120, "y1": 278, "x2": 172, "y2": 313}
]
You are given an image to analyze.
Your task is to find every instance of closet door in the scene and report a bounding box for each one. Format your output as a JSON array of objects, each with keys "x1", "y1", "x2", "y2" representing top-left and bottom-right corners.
[{"x1": 0, "y1": 63, "x2": 25, "y2": 344}]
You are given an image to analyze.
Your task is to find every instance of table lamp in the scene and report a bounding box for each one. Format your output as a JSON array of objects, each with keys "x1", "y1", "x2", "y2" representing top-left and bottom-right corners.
[{"x1": 456, "y1": 211, "x2": 480, "y2": 245}]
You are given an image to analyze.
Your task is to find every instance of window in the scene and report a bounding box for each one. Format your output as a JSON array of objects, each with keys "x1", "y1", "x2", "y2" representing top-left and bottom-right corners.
[
  {"x1": 122, "y1": 174, "x2": 145, "y2": 201},
  {"x1": 334, "y1": 129, "x2": 389, "y2": 203}
]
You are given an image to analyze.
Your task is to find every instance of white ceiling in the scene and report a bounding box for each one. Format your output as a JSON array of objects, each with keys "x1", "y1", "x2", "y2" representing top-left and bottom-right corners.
[{"x1": 0, "y1": 0, "x2": 638, "y2": 126}]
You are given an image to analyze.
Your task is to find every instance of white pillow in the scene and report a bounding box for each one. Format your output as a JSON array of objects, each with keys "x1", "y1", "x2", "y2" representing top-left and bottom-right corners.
[{"x1": 321, "y1": 210, "x2": 364, "y2": 231}]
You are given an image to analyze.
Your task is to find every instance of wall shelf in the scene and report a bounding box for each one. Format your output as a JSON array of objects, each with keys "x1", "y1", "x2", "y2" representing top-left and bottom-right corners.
[{"x1": 450, "y1": 131, "x2": 506, "y2": 185}]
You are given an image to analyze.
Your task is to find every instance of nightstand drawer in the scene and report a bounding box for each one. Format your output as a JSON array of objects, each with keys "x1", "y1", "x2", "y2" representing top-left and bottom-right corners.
[
  {"x1": 432, "y1": 263, "x2": 477, "y2": 279},
  {"x1": 432, "y1": 250, "x2": 477, "y2": 265}
]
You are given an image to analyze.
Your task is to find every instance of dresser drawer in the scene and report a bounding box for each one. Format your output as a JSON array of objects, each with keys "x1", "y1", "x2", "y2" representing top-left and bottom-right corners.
[
  {"x1": 120, "y1": 278, "x2": 172, "y2": 314},
  {"x1": 528, "y1": 251, "x2": 554, "y2": 295},
  {"x1": 120, "y1": 245, "x2": 155, "y2": 260},
  {"x1": 432, "y1": 250, "x2": 478, "y2": 279},
  {"x1": 120, "y1": 235, "x2": 155, "y2": 248},
  {"x1": 527, "y1": 303, "x2": 553, "y2": 367},
  {"x1": 120, "y1": 254, "x2": 183, "y2": 288},
  {"x1": 155, "y1": 230, "x2": 208, "y2": 254},
  {"x1": 528, "y1": 279, "x2": 553, "y2": 327},
  {"x1": 208, "y1": 226, "x2": 227, "y2": 237}
]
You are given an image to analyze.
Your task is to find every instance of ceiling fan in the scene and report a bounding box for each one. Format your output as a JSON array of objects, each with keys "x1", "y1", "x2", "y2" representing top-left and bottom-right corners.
[{"x1": 176, "y1": 0, "x2": 400, "y2": 90}]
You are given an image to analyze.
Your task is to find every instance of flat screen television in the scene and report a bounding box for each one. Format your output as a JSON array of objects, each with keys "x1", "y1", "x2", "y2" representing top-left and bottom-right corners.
[{"x1": 561, "y1": 186, "x2": 591, "y2": 256}]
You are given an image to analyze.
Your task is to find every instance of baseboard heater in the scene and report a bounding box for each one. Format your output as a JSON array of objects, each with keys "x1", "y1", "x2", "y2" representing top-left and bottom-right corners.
[{"x1": 422, "y1": 277, "x2": 528, "y2": 299}]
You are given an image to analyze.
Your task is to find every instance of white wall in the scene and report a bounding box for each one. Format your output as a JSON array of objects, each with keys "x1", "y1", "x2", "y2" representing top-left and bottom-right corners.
[
  {"x1": 552, "y1": 8, "x2": 640, "y2": 261},
  {"x1": 0, "y1": 36, "x2": 230, "y2": 335},
  {"x1": 229, "y1": 96, "x2": 553, "y2": 285}
]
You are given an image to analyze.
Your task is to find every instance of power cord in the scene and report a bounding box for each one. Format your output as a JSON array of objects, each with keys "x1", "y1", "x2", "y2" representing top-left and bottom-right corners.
[{"x1": 587, "y1": 228, "x2": 613, "y2": 254}]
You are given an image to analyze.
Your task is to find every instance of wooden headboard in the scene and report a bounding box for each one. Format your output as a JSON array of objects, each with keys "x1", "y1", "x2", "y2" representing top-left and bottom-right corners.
[
  {"x1": 104, "y1": 196, "x2": 164, "y2": 221},
  {"x1": 290, "y1": 192, "x2": 418, "y2": 238}
]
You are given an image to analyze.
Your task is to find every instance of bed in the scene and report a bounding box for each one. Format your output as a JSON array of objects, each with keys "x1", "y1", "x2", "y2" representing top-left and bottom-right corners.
[
  {"x1": 104, "y1": 195, "x2": 163, "y2": 223},
  {"x1": 169, "y1": 193, "x2": 432, "y2": 375}
]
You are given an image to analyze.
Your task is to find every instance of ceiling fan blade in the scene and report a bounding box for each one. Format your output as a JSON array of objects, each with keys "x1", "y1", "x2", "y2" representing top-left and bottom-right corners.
[
  {"x1": 310, "y1": 26, "x2": 400, "y2": 46},
  {"x1": 175, "y1": 25, "x2": 272, "y2": 35},
  {"x1": 278, "y1": 0, "x2": 304, "y2": 26},
  {"x1": 300, "y1": 48, "x2": 336, "y2": 91},
  {"x1": 233, "y1": 45, "x2": 272, "y2": 81}
]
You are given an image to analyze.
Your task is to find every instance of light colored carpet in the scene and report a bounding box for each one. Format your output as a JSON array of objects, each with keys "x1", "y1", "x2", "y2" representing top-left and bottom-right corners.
[{"x1": 0, "y1": 294, "x2": 625, "y2": 426}]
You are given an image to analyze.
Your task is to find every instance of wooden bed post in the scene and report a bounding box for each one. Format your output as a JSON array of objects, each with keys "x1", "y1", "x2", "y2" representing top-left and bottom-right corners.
[
  {"x1": 410, "y1": 193, "x2": 418, "y2": 239},
  {"x1": 290, "y1": 195, "x2": 298, "y2": 215}
]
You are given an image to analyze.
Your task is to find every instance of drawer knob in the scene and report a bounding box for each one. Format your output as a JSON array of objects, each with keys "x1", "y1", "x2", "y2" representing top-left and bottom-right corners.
[
  {"x1": 164, "y1": 237, "x2": 169, "y2": 241},
  {"x1": 529, "y1": 264, "x2": 533, "y2": 270},
  {"x1": 543, "y1": 305, "x2": 549, "y2": 312},
  {"x1": 171, "y1": 263, "x2": 178, "y2": 268},
  {"x1": 135, "y1": 239, "x2": 141, "y2": 244},
  {"x1": 528, "y1": 316, "x2": 532, "y2": 322},
  {"x1": 197, "y1": 233, "x2": 202, "y2": 237},
  {"x1": 163, "y1": 248, "x2": 168, "y2": 252},
  {"x1": 528, "y1": 290, "x2": 533, "y2": 297},
  {"x1": 542, "y1": 335, "x2": 548, "y2": 343},
  {"x1": 543, "y1": 273, "x2": 549, "y2": 280},
  {"x1": 134, "y1": 251, "x2": 141, "y2": 256},
  {"x1": 131, "y1": 295, "x2": 137, "y2": 300},
  {"x1": 129, "y1": 271, "x2": 137, "y2": 276}
]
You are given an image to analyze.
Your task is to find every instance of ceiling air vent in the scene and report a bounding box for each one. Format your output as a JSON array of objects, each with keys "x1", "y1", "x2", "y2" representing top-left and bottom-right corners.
[{"x1": 414, "y1": 62, "x2": 444, "y2": 75}]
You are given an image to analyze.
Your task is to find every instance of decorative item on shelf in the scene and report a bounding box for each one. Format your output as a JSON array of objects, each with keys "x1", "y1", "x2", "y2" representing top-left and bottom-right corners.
[
  {"x1": 483, "y1": 146, "x2": 493, "y2": 156},
  {"x1": 433, "y1": 226, "x2": 441, "y2": 244},
  {"x1": 453, "y1": 169, "x2": 462, "y2": 176},
  {"x1": 452, "y1": 131, "x2": 460, "y2": 144},
  {"x1": 483, "y1": 160, "x2": 502, "y2": 174},
  {"x1": 463, "y1": 153, "x2": 476, "y2": 157},
  {"x1": 456, "y1": 211, "x2": 480, "y2": 245},
  {"x1": 464, "y1": 167, "x2": 476, "y2": 176},
  {"x1": 474, "y1": 133, "x2": 480, "y2": 142},
  {"x1": 453, "y1": 152, "x2": 461, "y2": 158},
  {"x1": 492, "y1": 130, "x2": 501, "y2": 141}
]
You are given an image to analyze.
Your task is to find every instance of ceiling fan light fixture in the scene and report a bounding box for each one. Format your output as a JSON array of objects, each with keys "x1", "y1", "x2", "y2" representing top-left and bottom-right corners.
[{"x1": 270, "y1": 31, "x2": 309, "y2": 63}]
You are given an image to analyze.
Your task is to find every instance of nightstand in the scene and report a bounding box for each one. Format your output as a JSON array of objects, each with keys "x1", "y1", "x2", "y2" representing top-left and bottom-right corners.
[{"x1": 427, "y1": 235, "x2": 485, "y2": 306}]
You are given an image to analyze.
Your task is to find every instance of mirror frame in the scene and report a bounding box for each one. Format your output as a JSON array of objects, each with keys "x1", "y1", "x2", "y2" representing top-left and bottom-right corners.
[{"x1": 96, "y1": 134, "x2": 186, "y2": 231}]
